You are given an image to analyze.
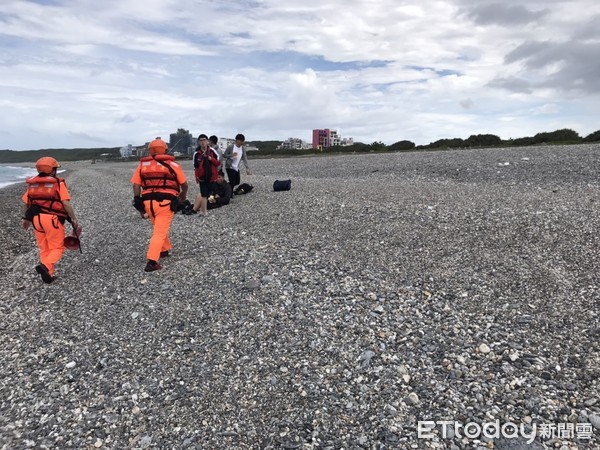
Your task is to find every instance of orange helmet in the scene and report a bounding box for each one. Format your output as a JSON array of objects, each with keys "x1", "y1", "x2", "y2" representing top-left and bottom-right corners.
[
  {"x1": 36, "y1": 156, "x2": 61, "y2": 174},
  {"x1": 148, "y1": 138, "x2": 168, "y2": 156}
]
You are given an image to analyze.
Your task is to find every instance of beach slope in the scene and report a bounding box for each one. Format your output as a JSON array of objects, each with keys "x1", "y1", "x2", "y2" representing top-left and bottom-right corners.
[{"x1": 1, "y1": 146, "x2": 599, "y2": 448}]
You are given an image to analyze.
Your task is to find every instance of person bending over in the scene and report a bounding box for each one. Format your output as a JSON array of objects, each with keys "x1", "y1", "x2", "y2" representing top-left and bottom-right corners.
[{"x1": 223, "y1": 133, "x2": 251, "y2": 192}]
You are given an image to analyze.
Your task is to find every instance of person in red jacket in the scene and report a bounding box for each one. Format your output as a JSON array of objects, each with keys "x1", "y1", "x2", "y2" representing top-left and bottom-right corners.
[
  {"x1": 131, "y1": 138, "x2": 188, "y2": 272},
  {"x1": 21, "y1": 157, "x2": 79, "y2": 283},
  {"x1": 188, "y1": 134, "x2": 219, "y2": 216}
]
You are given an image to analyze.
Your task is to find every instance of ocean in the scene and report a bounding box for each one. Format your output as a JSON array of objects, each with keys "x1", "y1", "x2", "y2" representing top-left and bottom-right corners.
[{"x1": 0, "y1": 165, "x2": 38, "y2": 189}]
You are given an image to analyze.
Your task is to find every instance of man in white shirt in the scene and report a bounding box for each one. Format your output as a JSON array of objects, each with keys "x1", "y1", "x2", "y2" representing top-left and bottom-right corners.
[{"x1": 223, "y1": 133, "x2": 252, "y2": 192}]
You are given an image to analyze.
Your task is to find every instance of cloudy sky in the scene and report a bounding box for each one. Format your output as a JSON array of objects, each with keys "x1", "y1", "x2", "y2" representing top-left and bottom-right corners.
[{"x1": 1, "y1": 0, "x2": 599, "y2": 150}]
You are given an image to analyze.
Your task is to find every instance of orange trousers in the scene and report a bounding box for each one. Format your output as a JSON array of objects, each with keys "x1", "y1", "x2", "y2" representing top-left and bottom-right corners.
[
  {"x1": 144, "y1": 200, "x2": 174, "y2": 262},
  {"x1": 32, "y1": 214, "x2": 65, "y2": 276}
]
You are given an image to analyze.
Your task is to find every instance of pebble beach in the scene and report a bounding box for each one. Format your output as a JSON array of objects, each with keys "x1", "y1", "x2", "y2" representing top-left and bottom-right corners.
[{"x1": 1, "y1": 145, "x2": 599, "y2": 449}]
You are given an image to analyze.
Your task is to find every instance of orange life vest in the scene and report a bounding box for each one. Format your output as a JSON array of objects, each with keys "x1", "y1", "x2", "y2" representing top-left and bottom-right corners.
[
  {"x1": 139, "y1": 155, "x2": 181, "y2": 196},
  {"x1": 25, "y1": 175, "x2": 68, "y2": 218}
]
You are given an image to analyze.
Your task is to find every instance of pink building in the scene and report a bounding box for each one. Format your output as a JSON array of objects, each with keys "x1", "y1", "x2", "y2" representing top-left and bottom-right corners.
[{"x1": 312, "y1": 129, "x2": 331, "y2": 149}]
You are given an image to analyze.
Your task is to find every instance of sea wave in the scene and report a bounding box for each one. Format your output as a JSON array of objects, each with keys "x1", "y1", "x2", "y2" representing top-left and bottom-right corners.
[{"x1": 0, "y1": 165, "x2": 38, "y2": 189}]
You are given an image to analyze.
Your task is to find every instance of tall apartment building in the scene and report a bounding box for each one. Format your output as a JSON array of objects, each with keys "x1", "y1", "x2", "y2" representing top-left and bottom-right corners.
[
  {"x1": 312, "y1": 129, "x2": 349, "y2": 149},
  {"x1": 312, "y1": 129, "x2": 331, "y2": 149}
]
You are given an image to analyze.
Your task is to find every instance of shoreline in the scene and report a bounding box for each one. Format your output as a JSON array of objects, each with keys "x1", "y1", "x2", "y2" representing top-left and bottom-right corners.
[
  {"x1": 0, "y1": 163, "x2": 37, "y2": 190},
  {"x1": 1, "y1": 159, "x2": 82, "y2": 190}
]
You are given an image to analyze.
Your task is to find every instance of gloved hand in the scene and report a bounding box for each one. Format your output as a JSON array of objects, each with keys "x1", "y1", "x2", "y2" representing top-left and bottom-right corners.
[{"x1": 133, "y1": 196, "x2": 145, "y2": 213}]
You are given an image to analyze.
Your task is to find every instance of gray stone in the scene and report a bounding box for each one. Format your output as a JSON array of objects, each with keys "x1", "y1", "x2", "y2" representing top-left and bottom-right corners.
[
  {"x1": 139, "y1": 436, "x2": 152, "y2": 449},
  {"x1": 372, "y1": 305, "x2": 384, "y2": 314},
  {"x1": 384, "y1": 404, "x2": 398, "y2": 416},
  {"x1": 479, "y1": 344, "x2": 491, "y2": 354},
  {"x1": 404, "y1": 392, "x2": 419, "y2": 405},
  {"x1": 358, "y1": 350, "x2": 376, "y2": 369},
  {"x1": 244, "y1": 280, "x2": 261, "y2": 290},
  {"x1": 495, "y1": 437, "x2": 544, "y2": 450}
]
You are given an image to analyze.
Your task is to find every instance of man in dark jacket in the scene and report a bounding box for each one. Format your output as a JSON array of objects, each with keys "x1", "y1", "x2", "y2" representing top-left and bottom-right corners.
[
  {"x1": 190, "y1": 134, "x2": 219, "y2": 216},
  {"x1": 208, "y1": 171, "x2": 232, "y2": 210}
]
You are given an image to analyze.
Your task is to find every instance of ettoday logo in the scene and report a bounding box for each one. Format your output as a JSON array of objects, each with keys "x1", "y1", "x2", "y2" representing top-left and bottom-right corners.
[{"x1": 418, "y1": 420, "x2": 595, "y2": 443}]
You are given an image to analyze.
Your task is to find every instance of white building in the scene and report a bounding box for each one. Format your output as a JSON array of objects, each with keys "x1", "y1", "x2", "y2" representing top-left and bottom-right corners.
[
  {"x1": 119, "y1": 144, "x2": 133, "y2": 157},
  {"x1": 329, "y1": 130, "x2": 341, "y2": 146},
  {"x1": 279, "y1": 137, "x2": 311, "y2": 150},
  {"x1": 217, "y1": 137, "x2": 235, "y2": 150},
  {"x1": 215, "y1": 137, "x2": 259, "y2": 152}
]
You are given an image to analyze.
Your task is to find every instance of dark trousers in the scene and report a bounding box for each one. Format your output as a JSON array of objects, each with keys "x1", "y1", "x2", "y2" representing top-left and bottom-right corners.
[{"x1": 226, "y1": 168, "x2": 240, "y2": 191}]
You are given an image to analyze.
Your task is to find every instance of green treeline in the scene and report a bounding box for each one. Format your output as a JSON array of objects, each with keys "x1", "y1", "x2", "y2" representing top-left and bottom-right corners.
[
  {"x1": 421, "y1": 128, "x2": 592, "y2": 150},
  {"x1": 252, "y1": 128, "x2": 600, "y2": 156},
  {"x1": 1, "y1": 128, "x2": 599, "y2": 163},
  {"x1": 0, "y1": 147, "x2": 120, "y2": 164}
]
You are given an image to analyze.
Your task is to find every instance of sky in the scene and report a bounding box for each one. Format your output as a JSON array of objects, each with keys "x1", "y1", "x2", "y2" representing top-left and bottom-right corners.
[{"x1": 1, "y1": 0, "x2": 599, "y2": 150}]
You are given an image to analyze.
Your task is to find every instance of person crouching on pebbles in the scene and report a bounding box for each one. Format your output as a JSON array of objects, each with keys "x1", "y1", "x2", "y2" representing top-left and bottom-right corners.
[
  {"x1": 21, "y1": 157, "x2": 79, "y2": 284},
  {"x1": 131, "y1": 138, "x2": 188, "y2": 272}
]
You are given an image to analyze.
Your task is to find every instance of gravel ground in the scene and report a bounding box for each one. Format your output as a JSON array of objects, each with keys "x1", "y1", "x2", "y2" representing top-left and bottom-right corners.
[{"x1": 1, "y1": 145, "x2": 599, "y2": 450}]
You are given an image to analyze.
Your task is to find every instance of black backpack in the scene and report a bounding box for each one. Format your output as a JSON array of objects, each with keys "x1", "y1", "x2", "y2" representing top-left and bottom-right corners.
[
  {"x1": 234, "y1": 183, "x2": 254, "y2": 195},
  {"x1": 273, "y1": 179, "x2": 291, "y2": 191}
]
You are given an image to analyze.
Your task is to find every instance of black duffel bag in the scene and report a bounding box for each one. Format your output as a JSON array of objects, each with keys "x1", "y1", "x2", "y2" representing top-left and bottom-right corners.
[{"x1": 273, "y1": 179, "x2": 291, "y2": 191}]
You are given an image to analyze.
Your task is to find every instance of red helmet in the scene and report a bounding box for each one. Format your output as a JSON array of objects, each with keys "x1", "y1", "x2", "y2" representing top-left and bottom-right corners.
[
  {"x1": 148, "y1": 138, "x2": 168, "y2": 156},
  {"x1": 36, "y1": 156, "x2": 61, "y2": 174}
]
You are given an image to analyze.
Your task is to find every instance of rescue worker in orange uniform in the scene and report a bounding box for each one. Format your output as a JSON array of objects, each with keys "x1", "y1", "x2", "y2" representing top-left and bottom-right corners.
[
  {"x1": 131, "y1": 138, "x2": 188, "y2": 272},
  {"x1": 21, "y1": 157, "x2": 79, "y2": 284}
]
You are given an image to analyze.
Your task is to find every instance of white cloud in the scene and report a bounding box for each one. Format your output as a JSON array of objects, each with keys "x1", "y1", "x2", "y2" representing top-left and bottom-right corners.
[
  {"x1": 533, "y1": 103, "x2": 560, "y2": 115},
  {"x1": 0, "y1": 0, "x2": 599, "y2": 150}
]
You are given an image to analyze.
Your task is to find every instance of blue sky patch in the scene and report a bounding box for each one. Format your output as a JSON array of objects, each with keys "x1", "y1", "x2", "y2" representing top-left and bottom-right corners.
[
  {"x1": 241, "y1": 51, "x2": 391, "y2": 72},
  {"x1": 27, "y1": 0, "x2": 62, "y2": 5},
  {"x1": 409, "y1": 65, "x2": 461, "y2": 77}
]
